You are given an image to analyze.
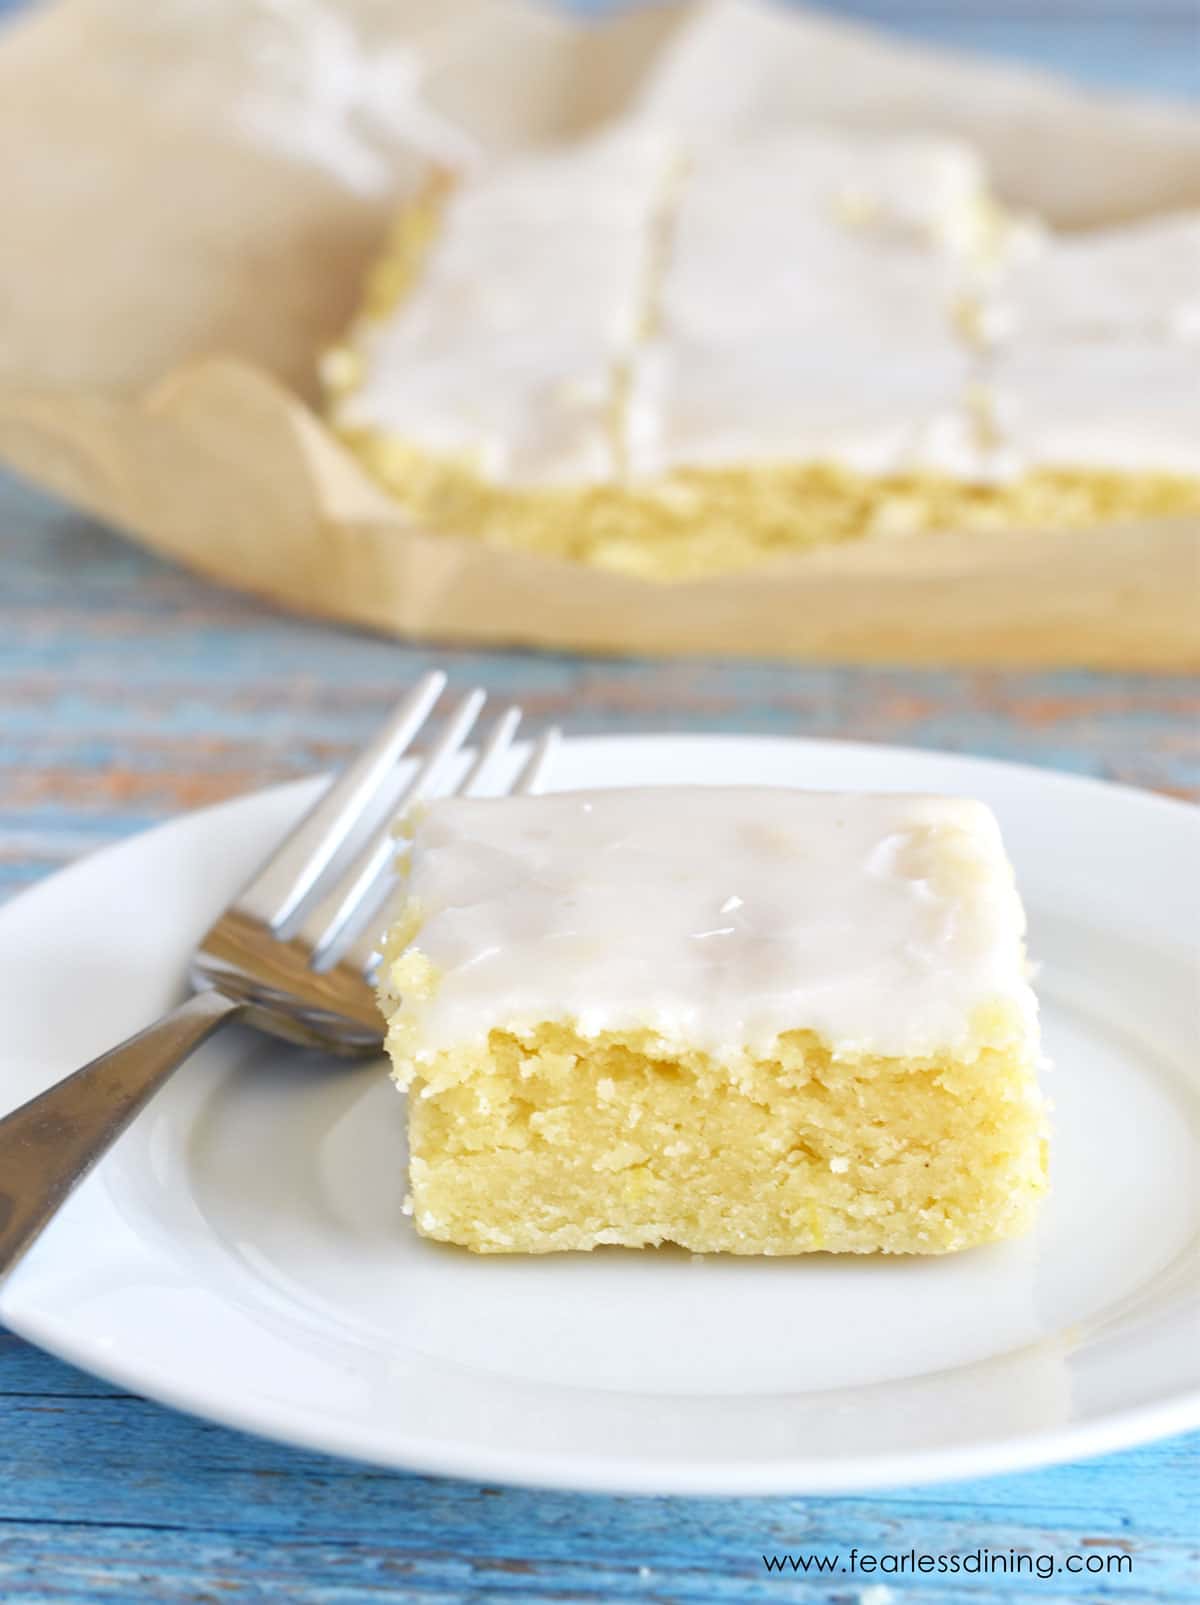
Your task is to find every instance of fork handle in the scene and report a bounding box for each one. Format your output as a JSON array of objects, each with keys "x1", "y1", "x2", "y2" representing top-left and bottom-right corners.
[{"x1": 0, "y1": 988, "x2": 241, "y2": 1277}]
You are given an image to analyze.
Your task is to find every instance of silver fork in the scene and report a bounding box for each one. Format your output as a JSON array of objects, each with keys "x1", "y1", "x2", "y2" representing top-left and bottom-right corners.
[{"x1": 0, "y1": 672, "x2": 558, "y2": 1275}]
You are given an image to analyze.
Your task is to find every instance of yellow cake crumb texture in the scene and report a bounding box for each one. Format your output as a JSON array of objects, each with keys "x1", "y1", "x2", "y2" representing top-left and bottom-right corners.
[
  {"x1": 390, "y1": 1019, "x2": 1048, "y2": 1256},
  {"x1": 339, "y1": 437, "x2": 1200, "y2": 581}
]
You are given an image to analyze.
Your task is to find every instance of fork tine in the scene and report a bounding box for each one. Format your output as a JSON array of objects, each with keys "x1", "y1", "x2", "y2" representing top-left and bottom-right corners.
[
  {"x1": 460, "y1": 705, "x2": 523, "y2": 795},
  {"x1": 301, "y1": 687, "x2": 488, "y2": 963},
  {"x1": 335, "y1": 705, "x2": 525, "y2": 980},
  {"x1": 514, "y1": 727, "x2": 561, "y2": 794},
  {"x1": 238, "y1": 670, "x2": 447, "y2": 929}
]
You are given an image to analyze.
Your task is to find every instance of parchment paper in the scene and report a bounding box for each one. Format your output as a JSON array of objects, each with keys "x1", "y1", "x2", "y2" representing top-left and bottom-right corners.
[{"x1": 2, "y1": 0, "x2": 1198, "y2": 664}]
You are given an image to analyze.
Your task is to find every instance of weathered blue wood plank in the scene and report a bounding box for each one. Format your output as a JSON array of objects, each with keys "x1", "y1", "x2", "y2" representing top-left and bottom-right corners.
[
  {"x1": 0, "y1": 1336, "x2": 1196, "y2": 1593},
  {"x1": 2, "y1": 0, "x2": 1198, "y2": 99},
  {"x1": 0, "y1": 1337, "x2": 1198, "y2": 1602},
  {"x1": 2, "y1": 482, "x2": 1197, "y2": 832},
  {"x1": 568, "y1": 1, "x2": 1200, "y2": 97}
]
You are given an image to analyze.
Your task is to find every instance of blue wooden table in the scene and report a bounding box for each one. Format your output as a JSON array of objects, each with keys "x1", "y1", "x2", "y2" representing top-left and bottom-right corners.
[{"x1": 3, "y1": 2, "x2": 1199, "y2": 1600}]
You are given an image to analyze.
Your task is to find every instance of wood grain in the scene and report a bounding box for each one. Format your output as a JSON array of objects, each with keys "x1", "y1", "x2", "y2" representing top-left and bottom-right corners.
[
  {"x1": 1, "y1": 1324, "x2": 1198, "y2": 1602},
  {"x1": 2, "y1": 471, "x2": 1197, "y2": 900}
]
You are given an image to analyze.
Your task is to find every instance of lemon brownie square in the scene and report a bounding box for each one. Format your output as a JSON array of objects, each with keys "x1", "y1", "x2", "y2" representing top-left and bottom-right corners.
[
  {"x1": 327, "y1": 128, "x2": 985, "y2": 576},
  {"x1": 970, "y1": 214, "x2": 1200, "y2": 493},
  {"x1": 328, "y1": 128, "x2": 1200, "y2": 579},
  {"x1": 378, "y1": 788, "x2": 1047, "y2": 1255}
]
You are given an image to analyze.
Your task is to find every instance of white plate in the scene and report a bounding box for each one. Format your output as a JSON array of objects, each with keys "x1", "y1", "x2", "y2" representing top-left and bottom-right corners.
[{"x1": 1, "y1": 735, "x2": 1198, "y2": 1494}]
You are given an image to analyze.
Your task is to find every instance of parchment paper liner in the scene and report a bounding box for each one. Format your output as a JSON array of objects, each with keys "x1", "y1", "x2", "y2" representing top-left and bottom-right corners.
[{"x1": 2, "y1": 0, "x2": 1197, "y2": 665}]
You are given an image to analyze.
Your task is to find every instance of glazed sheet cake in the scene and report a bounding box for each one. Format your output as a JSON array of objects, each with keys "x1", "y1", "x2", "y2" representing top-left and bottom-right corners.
[
  {"x1": 379, "y1": 789, "x2": 1048, "y2": 1256},
  {"x1": 327, "y1": 128, "x2": 1200, "y2": 580}
]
